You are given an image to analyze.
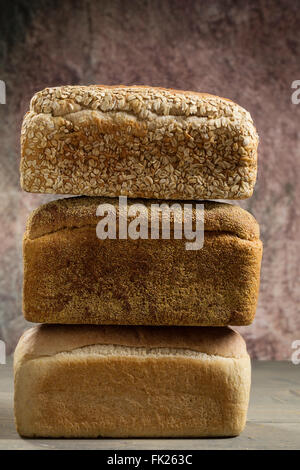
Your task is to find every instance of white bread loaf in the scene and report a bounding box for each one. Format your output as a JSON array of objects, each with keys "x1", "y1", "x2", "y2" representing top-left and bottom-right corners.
[{"x1": 14, "y1": 325, "x2": 251, "y2": 438}]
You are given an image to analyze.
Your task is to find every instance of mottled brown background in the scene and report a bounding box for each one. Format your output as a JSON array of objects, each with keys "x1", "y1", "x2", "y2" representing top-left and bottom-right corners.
[{"x1": 0, "y1": 0, "x2": 299, "y2": 358}]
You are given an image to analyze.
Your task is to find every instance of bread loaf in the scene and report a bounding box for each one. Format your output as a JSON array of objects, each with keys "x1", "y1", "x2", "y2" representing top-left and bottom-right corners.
[
  {"x1": 23, "y1": 196, "x2": 262, "y2": 325},
  {"x1": 20, "y1": 85, "x2": 258, "y2": 200},
  {"x1": 14, "y1": 324, "x2": 251, "y2": 437}
]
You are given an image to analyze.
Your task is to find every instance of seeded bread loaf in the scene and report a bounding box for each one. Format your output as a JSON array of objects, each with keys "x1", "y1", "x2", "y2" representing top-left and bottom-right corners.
[
  {"x1": 23, "y1": 196, "x2": 262, "y2": 325},
  {"x1": 20, "y1": 85, "x2": 258, "y2": 199},
  {"x1": 14, "y1": 324, "x2": 251, "y2": 437}
]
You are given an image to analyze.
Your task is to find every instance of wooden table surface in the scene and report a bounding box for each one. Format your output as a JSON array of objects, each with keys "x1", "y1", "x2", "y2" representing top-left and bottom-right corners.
[{"x1": 0, "y1": 359, "x2": 299, "y2": 450}]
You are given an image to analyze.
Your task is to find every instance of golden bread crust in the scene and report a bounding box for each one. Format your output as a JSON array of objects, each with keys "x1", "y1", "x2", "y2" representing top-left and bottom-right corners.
[{"x1": 25, "y1": 196, "x2": 260, "y2": 240}]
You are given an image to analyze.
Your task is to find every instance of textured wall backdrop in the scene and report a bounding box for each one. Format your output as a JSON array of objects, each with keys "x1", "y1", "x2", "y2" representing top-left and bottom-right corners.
[{"x1": 0, "y1": 0, "x2": 299, "y2": 358}]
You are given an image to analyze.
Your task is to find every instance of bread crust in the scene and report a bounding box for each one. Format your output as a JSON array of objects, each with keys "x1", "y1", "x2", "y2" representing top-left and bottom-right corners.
[
  {"x1": 20, "y1": 85, "x2": 258, "y2": 200},
  {"x1": 14, "y1": 325, "x2": 251, "y2": 438},
  {"x1": 25, "y1": 196, "x2": 260, "y2": 240},
  {"x1": 14, "y1": 324, "x2": 248, "y2": 366},
  {"x1": 23, "y1": 197, "x2": 262, "y2": 326}
]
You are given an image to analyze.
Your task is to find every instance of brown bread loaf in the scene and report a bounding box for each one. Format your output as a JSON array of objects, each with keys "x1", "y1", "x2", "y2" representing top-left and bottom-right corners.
[
  {"x1": 20, "y1": 85, "x2": 258, "y2": 199},
  {"x1": 23, "y1": 196, "x2": 262, "y2": 326}
]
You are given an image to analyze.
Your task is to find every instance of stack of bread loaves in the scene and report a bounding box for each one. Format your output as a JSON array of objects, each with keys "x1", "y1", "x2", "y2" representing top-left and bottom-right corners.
[{"x1": 14, "y1": 86, "x2": 262, "y2": 438}]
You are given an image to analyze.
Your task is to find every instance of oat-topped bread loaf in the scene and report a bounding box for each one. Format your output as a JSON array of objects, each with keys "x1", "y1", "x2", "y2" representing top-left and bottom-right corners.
[
  {"x1": 20, "y1": 85, "x2": 258, "y2": 199},
  {"x1": 14, "y1": 324, "x2": 251, "y2": 437},
  {"x1": 23, "y1": 196, "x2": 262, "y2": 326}
]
